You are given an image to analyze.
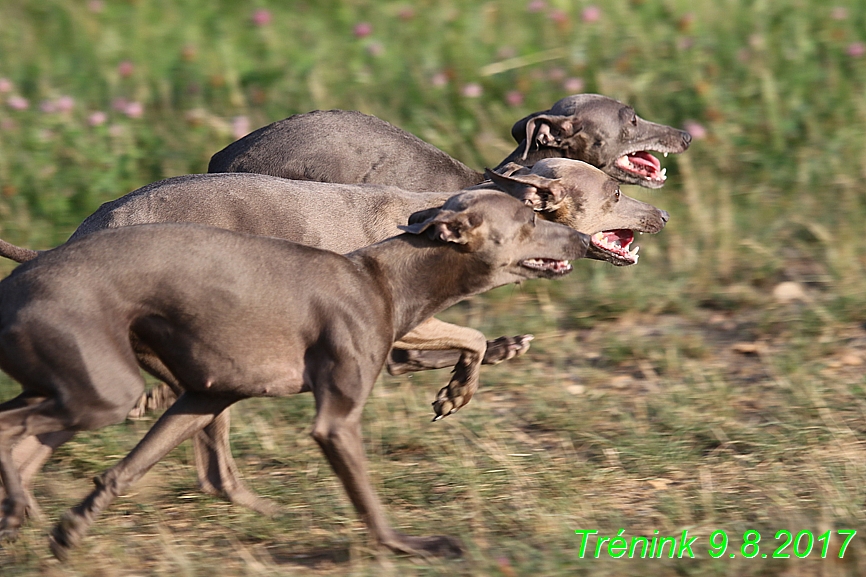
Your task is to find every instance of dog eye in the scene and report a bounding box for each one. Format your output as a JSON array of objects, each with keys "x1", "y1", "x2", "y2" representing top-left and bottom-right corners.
[
  {"x1": 531, "y1": 212, "x2": 537, "y2": 226},
  {"x1": 614, "y1": 189, "x2": 621, "y2": 200},
  {"x1": 630, "y1": 115, "x2": 638, "y2": 126}
]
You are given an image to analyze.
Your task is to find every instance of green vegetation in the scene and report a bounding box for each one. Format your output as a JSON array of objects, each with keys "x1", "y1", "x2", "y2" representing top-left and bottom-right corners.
[{"x1": 1, "y1": 1, "x2": 865, "y2": 575}]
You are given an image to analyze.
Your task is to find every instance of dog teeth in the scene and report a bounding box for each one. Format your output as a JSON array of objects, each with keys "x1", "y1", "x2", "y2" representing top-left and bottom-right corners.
[{"x1": 663, "y1": 152, "x2": 668, "y2": 157}]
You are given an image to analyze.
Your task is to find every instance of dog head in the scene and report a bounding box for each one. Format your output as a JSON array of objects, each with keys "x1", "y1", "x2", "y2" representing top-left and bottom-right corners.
[
  {"x1": 400, "y1": 190, "x2": 589, "y2": 284},
  {"x1": 486, "y1": 158, "x2": 670, "y2": 266},
  {"x1": 511, "y1": 94, "x2": 691, "y2": 189}
]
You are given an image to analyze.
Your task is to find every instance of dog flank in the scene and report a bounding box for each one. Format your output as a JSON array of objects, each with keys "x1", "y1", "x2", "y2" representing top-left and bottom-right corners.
[
  {"x1": 208, "y1": 110, "x2": 483, "y2": 192},
  {"x1": 69, "y1": 174, "x2": 443, "y2": 253}
]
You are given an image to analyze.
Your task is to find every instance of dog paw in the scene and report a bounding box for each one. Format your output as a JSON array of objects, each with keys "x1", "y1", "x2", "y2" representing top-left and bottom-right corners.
[
  {"x1": 482, "y1": 334, "x2": 533, "y2": 365},
  {"x1": 48, "y1": 511, "x2": 85, "y2": 561},
  {"x1": 383, "y1": 533, "x2": 465, "y2": 558},
  {"x1": 0, "y1": 520, "x2": 21, "y2": 543},
  {"x1": 48, "y1": 532, "x2": 71, "y2": 562},
  {"x1": 431, "y1": 376, "x2": 477, "y2": 421},
  {"x1": 127, "y1": 383, "x2": 178, "y2": 419},
  {"x1": 223, "y1": 488, "x2": 282, "y2": 518},
  {"x1": 0, "y1": 501, "x2": 25, "y2": 542}
]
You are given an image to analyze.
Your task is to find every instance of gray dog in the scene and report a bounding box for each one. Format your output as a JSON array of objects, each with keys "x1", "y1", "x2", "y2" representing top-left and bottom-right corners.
[
  {"x1": 208, "y1": 94, "x2": 691, "y2": 190},
  {"x1": 0, "y1": 190, "x2": 589, "y2": 559}
]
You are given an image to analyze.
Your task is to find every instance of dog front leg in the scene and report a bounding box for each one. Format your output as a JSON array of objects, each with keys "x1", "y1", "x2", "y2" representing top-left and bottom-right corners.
[
  {"x1": 391, "y1": 318, "x2": 487, "y2": 420},
  {"x1": 387, "y1": 317, "x2": 531, "y2": 375},
  {"x1": 311, "y1": 387, "x2": 463, "y2": 557},
  {"x1": 387, "y1": 334, "x2": 533, "y2": 374}
]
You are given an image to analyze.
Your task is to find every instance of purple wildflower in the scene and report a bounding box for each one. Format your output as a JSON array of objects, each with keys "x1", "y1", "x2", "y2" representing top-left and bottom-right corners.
[
  {"x1": 831, "y1": 7, "x2": 848, "y2": 20},
  {"x1": 251, "y1": 9, "x2": 272, "y2": 27},
  {"x1": 88, "y1": 111, "x2": 107, "y2": 126},
  {"x1": 462, "y1": 83, "x2": 482, "y2": 98},
  {"x1": 506, "y1": 91, "x2": 524, "y2": 107},
  {"x1": 124, "y1": 101, "x2": 143, "y2": 119},
  {"x1": 683, "y1": 120, "x2": 707, "y2": 140},
  {"x1": 431, "y1": 72, "x2": 448, "y2": 87},
  {"x1": 354, "y1": 22, "x2": 373, "y2": 38},
  {"x1": 117, "y1": 60, "x2": 134, "y2": 78},
  {"x1": 847, "y1": 42, "x2": 865, "y2": 58},
  {"x1": 56, "y1": 95, "x2": 75, "y2": 113},
  {"x1": 7, "y1": 96, "x2": 29, "y2": 110},
  {"x1": 527, "y1": 0, "x2": 546, "y2": 13},
  {"x1": 232, "y1": 116, "x2": 251, "y2": 139},
  {"x1": 563, "y1": 77, "x2": 584, "y2": 92},
  {"x1": 582, "y1": 5, "x2": 601, "y2": 23}
]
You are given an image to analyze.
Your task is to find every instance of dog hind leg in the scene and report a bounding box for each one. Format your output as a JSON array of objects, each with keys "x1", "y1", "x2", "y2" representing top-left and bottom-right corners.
[
  {"x1": 49, "y1": 391, "x2": 237, "y2": 560},
  {"x1": 0, "y1": 397, "x2": 70, "y2": 540}
]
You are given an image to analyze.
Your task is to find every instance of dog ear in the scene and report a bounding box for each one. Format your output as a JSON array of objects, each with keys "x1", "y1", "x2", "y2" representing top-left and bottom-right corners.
[
  {"x1": 405, "y1": 206, "x2": 442, "y2": 228},
  {"x1": 493, "y1": 162, "x2": 531, "y2": 178},
  {"x1": 400, "y1": 209, "x2": 483, "y2": 245},
  {"x1": 484, "y1": 168, "x2": 566, "y2": 211},
  {"x1": 511, "y1": 111, "x2": 546, "y2": 143},
  {"x1": 521, "y1": 114, "x2": 581, "y2": 160}
]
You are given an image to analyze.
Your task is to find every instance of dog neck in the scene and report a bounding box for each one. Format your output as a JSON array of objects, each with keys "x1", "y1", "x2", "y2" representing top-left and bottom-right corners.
[{"x1": 347, "y1": 235, "x2": 495, "y2": 340}]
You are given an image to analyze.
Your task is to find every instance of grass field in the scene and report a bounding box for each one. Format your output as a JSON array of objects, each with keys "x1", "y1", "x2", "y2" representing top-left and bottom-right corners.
[{"x1": 1, "y1": 1, "x2": 866, "y2": 575}]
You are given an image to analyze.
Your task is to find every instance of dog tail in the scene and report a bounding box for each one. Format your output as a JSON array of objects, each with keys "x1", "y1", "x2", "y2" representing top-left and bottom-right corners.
[{"x1": 0, "y1": 238, "x2": 39, "y2": 263}]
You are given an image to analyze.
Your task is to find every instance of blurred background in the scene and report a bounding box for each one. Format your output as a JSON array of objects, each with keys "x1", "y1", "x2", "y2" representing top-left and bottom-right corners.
[{"x1": 1, "y1": 1, "x2": 865, "y2": 575}]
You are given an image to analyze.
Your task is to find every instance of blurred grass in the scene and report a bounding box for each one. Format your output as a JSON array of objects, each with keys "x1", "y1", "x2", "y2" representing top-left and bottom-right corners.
[{"x1": 1, "y1": 0, "x2": 866, "y2": 575}]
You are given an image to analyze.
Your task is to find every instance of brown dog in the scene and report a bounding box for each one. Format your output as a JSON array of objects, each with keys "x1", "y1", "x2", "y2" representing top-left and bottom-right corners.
[
  {"x1": 0, "y1": 190, "x2": 588, "y2": 558},
  {"x1": 207, "y1": 95, "x2": 690, "y2": 190}
]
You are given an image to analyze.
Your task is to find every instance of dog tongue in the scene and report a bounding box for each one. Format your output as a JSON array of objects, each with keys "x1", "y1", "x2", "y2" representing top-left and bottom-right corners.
[
  {"x1": 627, "y1": 151, "x2": 661, "y2": 172},
  {"x1": 600, "y1": 229, "x2": 634, "y2": 248}
]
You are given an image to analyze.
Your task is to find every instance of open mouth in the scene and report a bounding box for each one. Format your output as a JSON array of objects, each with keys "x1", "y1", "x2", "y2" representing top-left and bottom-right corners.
[
  {"x1": 520, "y1": 258, "x2": 573, "y2": 276},
  {"x1": 589, "y1": 229, "x2": 639, "y2": 266},
  {"x1": 614, "y1": 151, "x2": 667, "y2": 185}
]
